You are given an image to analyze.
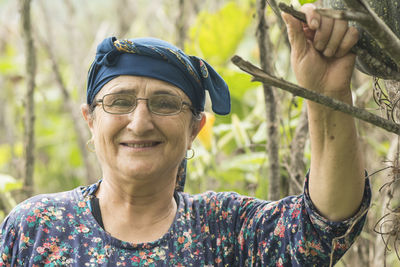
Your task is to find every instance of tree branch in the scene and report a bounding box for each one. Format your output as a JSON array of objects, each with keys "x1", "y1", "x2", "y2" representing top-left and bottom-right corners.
[
  {"x1": 231, "y1": 55, "x2": 400, "y2": 136},
  {"x1": 256, "y1": 0, "x2": 281, "y2": 201},
  {"x1": 331, "y1": 0, "x2": 400, "y2": 69},
  {"x1": 20, "y1": 0, "x2": 36, "y2": 200},
  {"x1": 278, "y1": 2, "x2": 400, "y2": 80},
  {"x1": 37, "y1": 0, "x2": 97, "y2": 184},
  {"x1": 266, "y1": 0, "x2": 290, "y2": 49},
  {"x1": 288, "y1": 106, "x2": 308, "y2": 195}
]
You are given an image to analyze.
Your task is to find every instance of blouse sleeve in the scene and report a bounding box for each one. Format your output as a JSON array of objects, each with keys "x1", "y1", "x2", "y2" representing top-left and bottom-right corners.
[
  {"x1": 210, "y1": 173, "x2": 371, "y2": 266},
  {"x1": 0, "y1": 214, "x2": 18, "y2": 266}
]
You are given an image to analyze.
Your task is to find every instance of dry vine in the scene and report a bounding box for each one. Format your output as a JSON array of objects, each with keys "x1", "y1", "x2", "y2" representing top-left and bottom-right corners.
[
  {"x1": 374, "y1": 138, "x2": 400, "y2": 265},
  {"x1": 372, "y1": 78, "x2": 400, "y2": 124}
]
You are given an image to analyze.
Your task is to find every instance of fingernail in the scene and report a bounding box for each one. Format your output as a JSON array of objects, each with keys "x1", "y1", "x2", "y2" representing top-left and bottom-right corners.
[
  {"x1": 324, "y1": 48, "x2": 333, "y2": 57},
  {"x1": 311, "y1": 19, "x2": 319, "y2": 29}
]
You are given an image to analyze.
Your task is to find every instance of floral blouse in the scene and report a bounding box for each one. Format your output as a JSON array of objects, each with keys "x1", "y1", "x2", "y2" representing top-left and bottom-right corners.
[{"x1": 0, "y1": 176, "x2": 371, "y2": 267}]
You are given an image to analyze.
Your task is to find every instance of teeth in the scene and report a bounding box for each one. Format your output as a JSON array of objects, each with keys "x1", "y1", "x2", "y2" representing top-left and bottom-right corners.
[{"x1": 124, "y1": 142, "x2": 157, "y2": 148}]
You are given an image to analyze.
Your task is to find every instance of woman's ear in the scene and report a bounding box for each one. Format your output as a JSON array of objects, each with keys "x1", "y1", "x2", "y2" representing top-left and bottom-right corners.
[
  {"x1": 81, "y1": 103, "x2": 94, "y2": 133},
  {"x1": 191, "y1": 112, "x2": 206, "y2": 140}
]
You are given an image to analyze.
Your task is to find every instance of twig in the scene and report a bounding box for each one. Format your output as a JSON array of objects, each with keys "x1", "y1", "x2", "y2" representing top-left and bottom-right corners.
[
  {"x1": 20, "y1": 0, "x2": 36, "y2": 200},
  {"x1": 231, "y1": 55, "x2": 400, "y2": 136},
  {"x1": 278, "y1": 2, "x2": 307, "y2": 23}
]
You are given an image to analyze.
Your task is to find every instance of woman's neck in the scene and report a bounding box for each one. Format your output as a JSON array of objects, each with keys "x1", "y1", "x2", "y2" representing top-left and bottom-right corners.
[{"x1": 95, "y1": 174, "x2": 178, "y2": 243}]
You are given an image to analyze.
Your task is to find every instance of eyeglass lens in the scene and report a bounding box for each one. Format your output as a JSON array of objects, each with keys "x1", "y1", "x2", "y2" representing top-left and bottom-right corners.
[{"x1": 102, "y1": 94, "x2": 183, "y2": 115}]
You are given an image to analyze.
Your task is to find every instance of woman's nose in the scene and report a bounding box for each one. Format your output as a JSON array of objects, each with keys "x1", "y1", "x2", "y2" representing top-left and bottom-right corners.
[{"x1": 126, "y1": 100, "x2": 155, "y2": 134}]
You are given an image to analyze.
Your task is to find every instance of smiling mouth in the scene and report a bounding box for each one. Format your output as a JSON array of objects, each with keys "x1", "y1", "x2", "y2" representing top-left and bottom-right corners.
[{"x1": 121, "y1": 142, "x2": 161, "y2": 148}]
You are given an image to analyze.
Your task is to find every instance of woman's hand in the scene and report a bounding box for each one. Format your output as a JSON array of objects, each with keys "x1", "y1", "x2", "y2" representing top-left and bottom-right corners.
[{"x1": 282, "y1": 4, "x2": 359, "y2": 94}]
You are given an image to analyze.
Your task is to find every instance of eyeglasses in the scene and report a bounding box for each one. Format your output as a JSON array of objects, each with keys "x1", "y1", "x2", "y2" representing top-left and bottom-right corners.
[{"x1": 94, "y1": 93, "x2": 195, "y2": 116}]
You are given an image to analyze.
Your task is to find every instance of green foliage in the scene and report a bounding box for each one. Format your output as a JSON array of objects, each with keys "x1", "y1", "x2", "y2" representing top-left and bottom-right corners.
[
  {"x1": 0, "y1": 44, "x2": 18, "y2": 74},
  {"x1": 0, "y1": 174, "x2": 22, "y2": 222},
  {"x1": 185, "y1": 2, "x2": 252, "y2": 66},
  {"x1": 298, "y1": 0, "x2": 318, "y2": 4}
]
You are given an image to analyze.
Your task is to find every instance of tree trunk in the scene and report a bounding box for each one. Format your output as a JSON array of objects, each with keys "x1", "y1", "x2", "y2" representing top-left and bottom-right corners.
[
  {"x1": 256, "y1": 0, "x2": 281, "y2": 200},
  {"x1": 38, "y1": 1, "x2": 98, "y2": 184},
  {"x1": 288, "y1": 105, "x2": 308, "y2": 196},
  {"x1": 20, "y1": 0, "x2": 36, "y2": 200}
]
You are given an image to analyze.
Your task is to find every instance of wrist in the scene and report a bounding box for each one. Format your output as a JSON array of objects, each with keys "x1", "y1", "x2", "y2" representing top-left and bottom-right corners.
[{"x1": 307, "y1": 89, "x2": 353, "y2": 111}]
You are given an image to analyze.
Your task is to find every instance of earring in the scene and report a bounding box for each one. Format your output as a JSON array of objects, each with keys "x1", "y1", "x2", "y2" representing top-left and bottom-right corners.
[
  {"x1": 86, "y1": 139, "x2": 95, "y2": 153},
  {"x1": 185, "y1": 148, "x2": 195, "y2": 160}
]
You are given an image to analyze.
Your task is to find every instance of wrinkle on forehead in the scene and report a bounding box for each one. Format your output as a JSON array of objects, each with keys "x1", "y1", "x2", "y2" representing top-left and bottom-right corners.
[{"x1": 98, "y1": 75, "x2": 190, "y2": 102}]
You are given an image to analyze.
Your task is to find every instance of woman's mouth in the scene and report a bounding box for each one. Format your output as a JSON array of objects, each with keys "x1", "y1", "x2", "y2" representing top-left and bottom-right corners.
[{"x1": 121, "y1": 141, "x2": 161, "y2": 148}]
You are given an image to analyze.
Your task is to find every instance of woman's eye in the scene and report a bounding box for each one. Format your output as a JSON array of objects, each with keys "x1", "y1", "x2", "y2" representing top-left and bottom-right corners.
[
  {"x1": 158, "y1": 99, "x2": 174, "y2": 108},
  {"x1": 111, "y1": 99, "x2": 131, "y2": 107}
]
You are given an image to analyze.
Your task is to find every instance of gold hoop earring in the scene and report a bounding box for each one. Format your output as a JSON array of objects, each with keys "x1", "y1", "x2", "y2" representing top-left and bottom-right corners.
[
  {"x1": 185, "y1": 148, "x2": 195, "y2": 160},
  {"x1": 86, "y1": 139, "x2": 95, "y2": 153}
]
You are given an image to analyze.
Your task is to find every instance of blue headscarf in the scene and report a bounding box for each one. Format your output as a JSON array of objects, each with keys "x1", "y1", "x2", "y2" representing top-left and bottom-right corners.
[{"x1": 87, "y1": 37, "x2": 230, "y2": 115}]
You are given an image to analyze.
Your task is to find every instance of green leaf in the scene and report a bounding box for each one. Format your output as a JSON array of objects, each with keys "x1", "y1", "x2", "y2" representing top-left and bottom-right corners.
[
  {"x1": 0, "y1": 44, "x2": 18, "y2": 74},
  {"x1": 298, "y1": 0, "x2": 318, "y2": 5},
  {"x1": 0, "y1": 144, "x2": 11, "y2": 165},
  {"x1": 185, "y1": 2, "x2": 252, "y2": 66},
  {"x1": 219, "y1": 152, "x2": 266, "y2": 172},
  {"x1": 220, "y1": 69, "x2": 260, "y2": 99},
  {"x1": 0, "y1": 173, "x2": 22, "y2": 192},
  {"x1": 231, "y1": 114, "x2": 251, "y2": 149}
]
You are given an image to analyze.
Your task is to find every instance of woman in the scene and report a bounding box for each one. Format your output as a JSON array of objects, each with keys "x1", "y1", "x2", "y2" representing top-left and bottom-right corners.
[{"x1": 0, "y1": 5, "x2": 370, "y2": 266}]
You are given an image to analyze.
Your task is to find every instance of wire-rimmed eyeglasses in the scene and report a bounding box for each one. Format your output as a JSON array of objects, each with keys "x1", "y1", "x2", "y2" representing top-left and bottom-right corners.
[{"x1": 93, "y1": 93, "x2": 195, "y2": 116}]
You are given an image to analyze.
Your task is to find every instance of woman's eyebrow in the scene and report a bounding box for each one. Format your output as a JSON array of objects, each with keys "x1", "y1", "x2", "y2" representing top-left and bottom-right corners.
[
  {"x1": 152, "y1": 89, "x2": 180, "y2": 96},
  {"x1": 110, "y1": 88, "x2": 137, "y2": 94}
]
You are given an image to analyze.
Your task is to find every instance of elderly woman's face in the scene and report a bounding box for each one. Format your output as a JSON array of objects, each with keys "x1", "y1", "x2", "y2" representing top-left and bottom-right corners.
[{"x1": 83, "y1": 75, "x2": 204, "y2": 181}]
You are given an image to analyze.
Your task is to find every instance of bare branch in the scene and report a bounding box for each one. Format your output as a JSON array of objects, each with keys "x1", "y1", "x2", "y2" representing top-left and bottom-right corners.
[
  {"x1": 316, "y1": 8, "x2": 369, "y2": 21},
  {"x1": 20, "y1": 0, "x2": 36, "y2": 200},
  {"x1": 231, "y1": 55, "x2": 400, "y2": 136}
]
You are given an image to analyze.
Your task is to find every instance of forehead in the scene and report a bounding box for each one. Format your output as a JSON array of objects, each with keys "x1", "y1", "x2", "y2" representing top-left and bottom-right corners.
[{"x1": 98, "y1": 75, "x2": 188, "y2": 99}]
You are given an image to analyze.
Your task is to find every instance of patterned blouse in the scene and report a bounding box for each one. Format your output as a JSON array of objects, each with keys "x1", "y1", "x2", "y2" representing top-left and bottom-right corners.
[{"x1": 0, "y1": 176, "x2": 371, "y2": 267}]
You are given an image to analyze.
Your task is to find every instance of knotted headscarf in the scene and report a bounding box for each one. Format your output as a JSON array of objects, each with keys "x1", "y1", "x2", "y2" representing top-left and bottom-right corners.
[
  {"x1": 87, "y1": 37, "x2": 231, "y2": 191},
  {"x1": 87, "y1": 37, "x2": 230, "y2": 115}
]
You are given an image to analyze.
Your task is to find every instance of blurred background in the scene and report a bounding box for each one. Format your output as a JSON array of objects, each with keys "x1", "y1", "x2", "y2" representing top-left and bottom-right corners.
[{"x1": 0, "y1": 0, "x2": 399, "y2": 265}]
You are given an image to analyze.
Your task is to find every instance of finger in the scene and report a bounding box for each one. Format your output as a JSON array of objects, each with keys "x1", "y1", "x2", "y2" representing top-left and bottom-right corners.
[
  {"x1": 282, "y1": 12, "x2": 308, "y2": 56},
  {"x1": 313, "y1": 16, "x2": 334, "y2": 52},
  {"x1": 322, "y1": 20, "x2": 348, "y2": 57},
  {"x1": 301, "y1": 4, "x2": 320, "y2": 30},
  {"x1": 335, "y1": 26, "x2": 359, "y2": 58}
]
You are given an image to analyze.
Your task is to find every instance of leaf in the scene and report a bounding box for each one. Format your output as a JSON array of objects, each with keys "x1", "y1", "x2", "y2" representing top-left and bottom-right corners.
[
  {"x1": 0, "y1": 44, "x2": 18, "y2": 74},
  {"x1": 197, "y1": 112, "x2": 215, "y2": 150},
  {"x1": 298, "y1": 0, "x2": 318, "y2": 5},
  {"x1": 0, "y1": 144, "x2": 11, "y2": 165},
  {"x1": 219, "y1": 152, "x2": 266, "y2": 172},
  {"x1": 0, "y1": 173, "x2": 22, "y2": 192},
  {"x1": 231, "y1": 114, "x2": 251, "y2": 149},
  {"x1": 220, "y1": 69, "x2": 260, "y2": 99},
  {"x1": 185, "y1": 2, "x2": 252, "y2": 66}
]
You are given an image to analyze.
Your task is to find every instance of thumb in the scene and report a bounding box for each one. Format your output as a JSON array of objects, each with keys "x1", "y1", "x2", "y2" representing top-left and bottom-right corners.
[{"x1": 282, "y1": 12, "x2": 308, "y2": 56}]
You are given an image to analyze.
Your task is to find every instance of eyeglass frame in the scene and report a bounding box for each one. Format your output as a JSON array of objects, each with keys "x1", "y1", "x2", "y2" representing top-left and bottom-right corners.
[{"x1": 91, "y1": 92, "x2": 198, "y2": 116}]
